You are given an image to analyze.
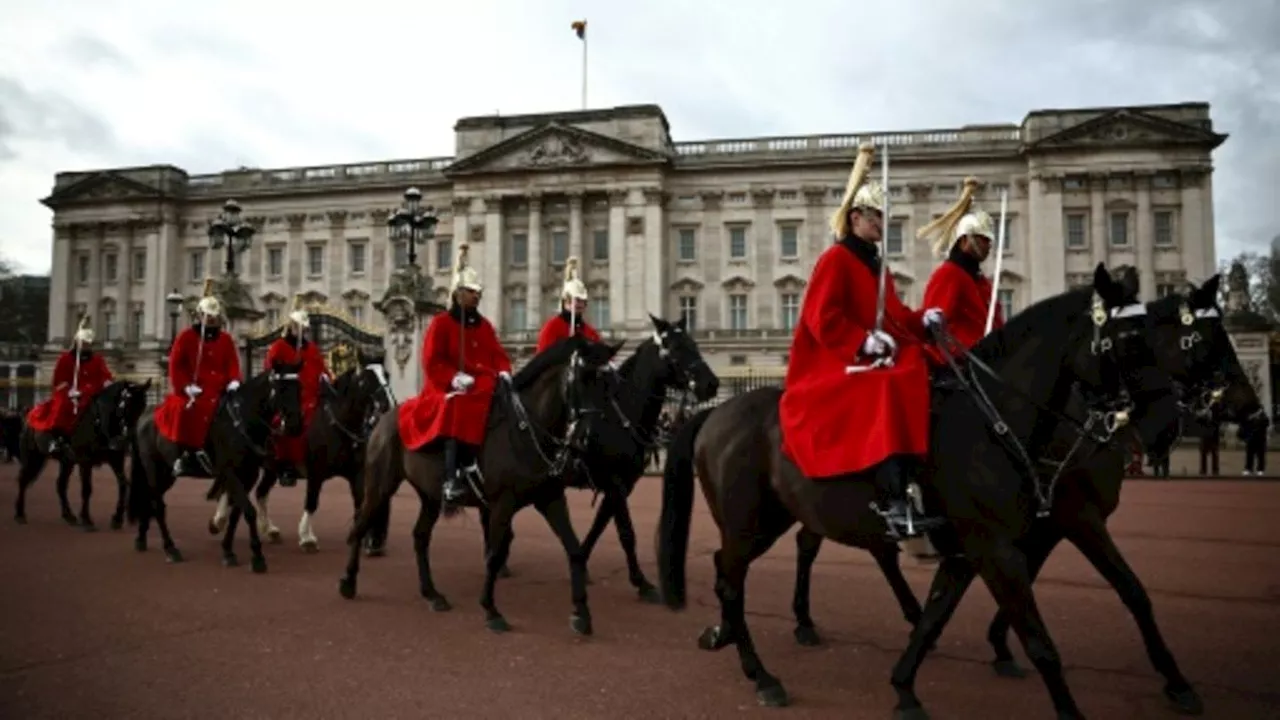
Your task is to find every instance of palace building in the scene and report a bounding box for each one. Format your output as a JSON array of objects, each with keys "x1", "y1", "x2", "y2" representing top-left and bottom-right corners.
[{"x1": 38, "y1": 101, "x2": 1227, "y2": 395}]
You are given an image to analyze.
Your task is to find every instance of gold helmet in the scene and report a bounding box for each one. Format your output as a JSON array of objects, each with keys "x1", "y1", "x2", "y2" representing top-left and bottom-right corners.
[
  {"x1": 451, "y1": 241, "x2": 482, "y2": 293},
  {"x1": 196, "y1": 278, "x2": 222, "y2": 317},
  {"x1": 916, "y1": 176, "x2": 992, "y2": 258},
  {"x1": 829, "y1": 142, "x2": 885, "y2": 238},
  {"x1": 561, "y1": 256, "x2": 588, "y2": 301}
]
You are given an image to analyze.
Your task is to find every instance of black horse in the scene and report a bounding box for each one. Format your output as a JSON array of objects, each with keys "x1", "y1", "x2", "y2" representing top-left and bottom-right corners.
[
  {"x1": 14, "y1": 380, "x2": 152, "y2": 530},
  {"x1": 0, "y1": 412, "x2": 22, "y2": 462},
  {"x1": 657, "y1": 265, "x2": 1180, "y2": 718},
  {"x1": 340, "y1": 336, "x2": 622, "y2": 636},
  {"x1": 554, "y1": 314, "x2": 719, "y2": 601},
  {"x1": 207, "y1": 350, "x2": 397, "y2": 555},
  {"x1": 128, "y1": 362, "x2": 303, "y2": 571}
]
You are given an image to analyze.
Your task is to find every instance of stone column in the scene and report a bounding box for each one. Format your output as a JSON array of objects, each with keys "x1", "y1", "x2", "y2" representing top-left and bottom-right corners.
[
  {"x1": 1134, "y1": 176, "x2": 1155, "y2": 299},
  {"x1": 1179, "y1": 169, "x2": 1210, "y2": 282},
  {"x1": 568, "y1": 191, "x2": 585, "y2": 263},
  {"x1": 327, "y1": 210, "x2": 348, "y2": 302},
  {"x1": 286, "y1": 214, "x2": 306, "y2": 290},
  {"x1": 751, "y1": 188, "x2": 775, "y2": 328},
  {"x1": 370, "y1": 209, "x2": 391, "y2": 285},
  {"x1": 450, "y1": 197, "x2": 471, "y2": 277},
  {"x1": 642, "y1": 187, "x2": 666, "y2": 328},
  {"x1": 801, "y1": 186, "x2": 827, "y2": 261},
  {"x1": 1089, "y1": 172, "x2": 1107, "y2": 268},
  {"x1": 88, "y1": 222, "x2": 105, "y2": 332},
  {"x1": 527, "y1": 193, "x2": 544, "y2": 329},
  {"x1": 700, "y1": 190, "x2": 725, "y2": 323},
  {"x1": 1028, "y1": 174, "x2": 1066, "y2": 299},
  {"x1": 482, "y1": 195, "x2": 504, "y2": 326},
  {"x1": 607, "y1": 189, "x2": 628, "y2": 328},
  {"x1": 47, "y1": 223, "x2": 73, "y2": 346}
]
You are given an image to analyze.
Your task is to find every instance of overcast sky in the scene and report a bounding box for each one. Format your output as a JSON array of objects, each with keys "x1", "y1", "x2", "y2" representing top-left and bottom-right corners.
[{"x1": 1, "y1": 0, "x2": 1276, "y2": 276}]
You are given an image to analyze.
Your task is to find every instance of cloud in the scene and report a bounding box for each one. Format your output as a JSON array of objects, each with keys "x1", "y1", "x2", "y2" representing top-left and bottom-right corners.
[{"x1": 0, "y1": 0, "x2": 1276, "y2": 278}]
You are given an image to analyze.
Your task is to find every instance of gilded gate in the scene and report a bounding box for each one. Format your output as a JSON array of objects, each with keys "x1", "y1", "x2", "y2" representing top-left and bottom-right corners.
[{"x1": 242, "y1": 304, "x2": 384, "y2": 374}]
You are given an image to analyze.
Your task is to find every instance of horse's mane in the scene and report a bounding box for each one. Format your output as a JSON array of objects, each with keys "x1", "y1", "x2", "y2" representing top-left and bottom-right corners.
[
  {"x1": 512, "y1": 336, "x2": 583, "y2": 391},
  {"x1": 970, "y1": 285, "x2": 1094, "y2": 364},
  {"x1": 615, "y1": 336, "x2": 656, "y2": 377}
]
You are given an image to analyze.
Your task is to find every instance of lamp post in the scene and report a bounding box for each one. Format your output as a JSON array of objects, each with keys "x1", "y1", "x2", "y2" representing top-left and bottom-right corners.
[
  {"x1": 386, "y1": 187, "x2": 439, "y2": 268},
  {"x1": 207, "y1": 199, "x2": 256, "y2": 276},
  {"x1": 160, "y1": 289, "x2": 184, "y2": 376}
]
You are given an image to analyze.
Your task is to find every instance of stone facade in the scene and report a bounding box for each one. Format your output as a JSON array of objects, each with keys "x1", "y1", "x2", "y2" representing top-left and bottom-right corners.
[{"x1": 40, "y1": 101, "x2": 1227, "y2": 389}]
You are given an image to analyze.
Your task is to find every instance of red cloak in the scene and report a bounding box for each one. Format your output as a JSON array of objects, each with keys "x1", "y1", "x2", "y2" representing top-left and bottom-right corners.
[{"x1": 154, "y1": 326, "x2": 243, "y2": 449}]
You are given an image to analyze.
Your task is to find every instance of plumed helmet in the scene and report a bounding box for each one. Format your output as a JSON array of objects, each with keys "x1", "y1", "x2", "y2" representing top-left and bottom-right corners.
[
  {"x1": 74, "y1": 316, "x2": 94, "y2": 344},
  {"x1": 561, "y1": 256, "x2": 588, "y2": 301},
  {"x1": 288, "y1": 293, "x2": 309, "y2": 328},
  {"x1": 451, "y1": 241, "x2": 482, "y2": 293},
  {"x1": 916, "y1": 176, "x2": 987, "y2": 258},
  {"x1": 196, "y1": 277, "x2": 222, "y2": 317},
  {"x1": 829, "y1": 142, "x2": 883, "y2": 238}
]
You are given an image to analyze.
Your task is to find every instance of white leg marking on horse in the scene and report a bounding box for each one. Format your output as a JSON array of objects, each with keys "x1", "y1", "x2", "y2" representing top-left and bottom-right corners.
[
  {"x1": 257, "y1": 495, "x2": 280, "y2": 536},
  {"x1": 298, "y1": 511, "x2": 317, "y2": 548},
  {"x1": 213, "y1": 493, "x2": 230, "y2": 529}
]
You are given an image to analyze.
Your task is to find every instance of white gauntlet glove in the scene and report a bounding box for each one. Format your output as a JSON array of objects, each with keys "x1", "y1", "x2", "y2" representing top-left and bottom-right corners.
[
  {"x1": 497, "y1": 370, "x2": 512, "y2": 383},
  {"x1": 861, "y1": 330, "x2": 897, "y2": 358},
  {"x1": 225, "y1": 380, "x2": 241, "y2": 393},
  {"x1": 922, "y1": 307, "x2": 945, "y2": 332},
  {"x1": 184, "y1": 384, "x2": 202, "y2": 399},
  {"x1": 451, "y1": 372, "x2": 475, "y2": 392},
  {"x1": 68, "y1": 389, "x2": 81, "y2": 399}
]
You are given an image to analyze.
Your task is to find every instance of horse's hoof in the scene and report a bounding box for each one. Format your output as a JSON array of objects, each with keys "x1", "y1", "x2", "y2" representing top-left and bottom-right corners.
[
  {"x1": 570, "y1": 614, "x2": 593, "y2": 636},
  {"x1": 426, "y1": 595, "x2": 451, "y2": 612},
  {"x1": 266, "y1": 529, "x2": 282, "y2": 545},
  {"x1": 364, "y1": 544, "x2": 385, "y2": 558},
  {"x1": 338, "y1": 577, "x2": 357, "y2": 600},
  {"x1": 207, "y1": 520, "x2": 221, "y2": 535},
  {"x1": 134, "y1": 538, "x2": 147, "y2": 553},
  {"x1": 61, "y1": 514, "x2": 78, "y2": 526},
  {"x1": 164, "y1": 548, "x2": 184, "y2": 564},
  {"x1": 80, "y1": 521, "x2": 97, "y2": 533},
  {"x1": 894, "y1": 707, "x2": 931, "y2": 720},
  {"x1": 250, "y1": 557, "x2": 268, "y2": 574},
  {"x1": 300, "y1": 540, "x2": 319, "y2": 554},
  {"x1": 697, "y1": 625, "x2": 732, "y2": 651},
  {"x1": 1164, "y1": 684, "x2": 1205, "y2": 715},
  {"x1": 222, "y1": 554, "x2": 239, "y2": 568},
  {"x1": 109, "y1": 517, "x2": 123, "y2": 531},
  {"x1": 636, "y1": 584, "x2": 661, "y2": 604},
  {"x1": 794, "y1": 625, "x2": 822, "y2": 647},
  {"x1": 14, "y1": 514, "x2": 26, "y2": 525},
  {"x1": 992, "y1": 659, "x2": 1026, "y2": 679},
  {"x1": 757, "y1": 684, "x2": 789, "y2": 708},
  {"x1": 498, "y1": 565, "x2": 512, "y2": 579},
  {"x1": 486, "y1": 616, "x2": 511, "y2": 634}
]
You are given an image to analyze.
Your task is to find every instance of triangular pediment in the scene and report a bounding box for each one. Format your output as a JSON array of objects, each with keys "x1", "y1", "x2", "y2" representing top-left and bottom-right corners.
[
  {"x1": 772, "y1": 273, "x2": 807, "y2": 289},
  {"x1": 445, "y1": 123, "x2": 671, "y2": 176},
  {"x1": 1024, "y1": 109, "x2": 1226, "y2": 153},
  {"x1": 721, "y1": 274, "x2": 755, "y2": 290},
  {"x1": 670, "y1": 276, "x2": 705, "y2": 292},
  {"x1": 41, "y1": 172, "x2": 167, "y2": 209}
]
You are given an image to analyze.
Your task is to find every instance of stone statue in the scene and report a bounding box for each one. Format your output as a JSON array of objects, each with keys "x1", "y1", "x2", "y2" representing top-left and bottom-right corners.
[{"x1": 1226, "y1": 260, "x2": 1251, "y2": 313}]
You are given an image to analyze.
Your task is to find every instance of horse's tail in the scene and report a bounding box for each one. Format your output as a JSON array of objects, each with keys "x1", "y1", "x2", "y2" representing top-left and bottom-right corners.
[
  {"x1": 126, "y1": 424, "x2": 150, "y2": 525},
  {"x1": 656, "y1": 406, "x2": 713, "y2": 611},
  {"x1": 346, "y1": 415, "x2": 400, "y2": 547}
]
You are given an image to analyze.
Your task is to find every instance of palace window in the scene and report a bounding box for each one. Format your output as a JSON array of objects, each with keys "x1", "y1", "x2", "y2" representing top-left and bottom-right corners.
[
  {"x1": 728, "y1": 226, "x2": 747, "y2": 259},
  {"x1": 102, "y1": 252, "x2": 118, "y2": 283},
  {"x1": 1065, "y1": 213, "x2": 1087, "y2": 249},
  {"x1": 306, "y1": 245, "x2": 324, "y2": 276},
  {"x1": 998, "y1": 288, "x2": 1016, "y2": 319},
  {"x1": 510, "y1": 233, "x2": 528, "y2": 266},
  {"x1": 132, "y1": 250, "x2": 147, "y2": 281},
  {"x1": 551, "y1": 231, "x2": 568, "y2": 265},
  {"x1": 678, "y1": 296, "x2": 698, "y2": 331},
  {"x1": 677, "y1": 228, "x2": 697, "y2": 262},
  {"x1": 780, "y1": 292, "x2": 800, "y2": 331},
  {"x1": 188, "y1": 250, "x2": 204, "y2": 282},
  {"x1": 592, "y1": 230, "x2": 609, "y2": 261},
  {"x1": 590, "y1": 290, "x2": 610, "y2": 327},
  {"x1": 728, "y1": 293, "x2": 748, "y2": 330},
  {"x1": 1109, "y1": 212, "x2": 1130, "y2": 247},
  {"x1": 436, "y1": 239, "x2": 452, "y2": 271},
  {"x1": 885, "y1": 221, "x2": 904, "y2": 256},
  {"x1": 778, "y1": 225, "x2": 799, "y2": 259},
  {"x1": 348, "y1": 240, "x2": 367, "y2": 275},
  {"x1": 1154, "y1": 211, "x2": 1175, "y2": 246},
  {"x1": 506, "y1": 296, "x2": 527, "y2": 331}
]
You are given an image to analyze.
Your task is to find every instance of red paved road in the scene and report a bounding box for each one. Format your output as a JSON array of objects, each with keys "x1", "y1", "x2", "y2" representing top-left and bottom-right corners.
[{"x1": 2, "y1": 469, "x2": 1279, "y2": 719}]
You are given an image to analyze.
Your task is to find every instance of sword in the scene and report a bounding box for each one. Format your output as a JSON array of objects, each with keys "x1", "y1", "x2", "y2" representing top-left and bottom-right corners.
[
  {"x1": 873, "y1": 142, "x2": 891, "y2": 333},
  {"x1": 984, "y1": 188, "x2": 1010, "y2": 336},
  {"x1": 70, "y1": 331, "x2": 83, "y2": 415},
  {"x1": 187, "y1": 313, "x2": 207, "y2": 409}
]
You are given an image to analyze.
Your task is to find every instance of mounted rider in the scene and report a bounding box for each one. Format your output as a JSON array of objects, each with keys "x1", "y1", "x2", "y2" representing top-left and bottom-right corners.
[
  {"x1": 264, "y1": 295, "x2": 330, "y2": 487},
  {"x1": 918, "y1": 177, "x2": 1004, "y2": 354},
  {"x1": 27, "y1": 316, "x2": 114, "y2": 456},
  {"x1": 536, "y1": 256, "x2": 601, "y2": 352},
  {"x1": 154, "y1": 279, "x2": 243, "y2": 477},
  {"x1": 778, "y1": 142, "x2": 946, "y2": 540},
  {"x1": 397, "y1": 241, "x2": 513, "y2": 508}
]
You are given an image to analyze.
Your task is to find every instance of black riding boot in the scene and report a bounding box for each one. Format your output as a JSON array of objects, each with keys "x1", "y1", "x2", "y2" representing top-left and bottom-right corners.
[
  {"x1": 442, "y1": 438, "x2": 476, "y2": 506},
  {"x1": 172, "y1": 448, "x2": 210, "y2": 478},
  {"x1": 874, "y1": 455, "x2": 941, "y2": 540},
  {"x1": 47, "y1": 431, "x2": 67, "y2": 456}
]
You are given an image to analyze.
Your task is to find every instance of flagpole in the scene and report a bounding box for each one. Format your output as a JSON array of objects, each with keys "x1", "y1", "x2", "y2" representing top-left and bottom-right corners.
[{"x1": 581, "y1": 21, "x2": 588, "y2": 110}]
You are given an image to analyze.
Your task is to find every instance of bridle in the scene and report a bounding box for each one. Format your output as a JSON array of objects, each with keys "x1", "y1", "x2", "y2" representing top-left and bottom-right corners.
[
  {"x1": 930, "y1": 293, "x2": 1150, "y2": 517},
  {"x1": 323, "y1": 362, "x2": 397, "y2": 448},
  {"x1": 1170, "y1": 303, "x2": 1229, "y2": 417},
  {"x1": 224, "y1": 370, "x2": 301, "y2": 457}
]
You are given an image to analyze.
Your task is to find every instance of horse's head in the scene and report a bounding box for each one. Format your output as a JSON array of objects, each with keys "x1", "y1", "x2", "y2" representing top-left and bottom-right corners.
[
  {"x1": 341, "y1": 349, "x2": 396, "y2": 433},
  {"x1": 267, "y1": 359, "x2": 305, "y2": 436},
  {"x1": 1063, "y1": 263, "x2": 1168, "y2": 432},
  {"x1": 647, "y1": 314, "x2": 720, "y2": 402},
  {"x1": 95, "y1": 379, "x2": 153, "y2": 448},
  {"x1": 1150, "y1": 274, "x2": 1260, "y2": 424}
]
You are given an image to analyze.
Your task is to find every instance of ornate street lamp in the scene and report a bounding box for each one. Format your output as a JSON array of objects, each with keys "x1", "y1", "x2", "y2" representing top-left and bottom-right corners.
[
  {"x1": 207, "y1": 199, "x2": 256, "y2": 276},
  {"x1": 160, "y1": 289, "x2": 184, "y2": 375},
  {"x1": 386, "y1": 187, "x2": 439, "y2": 268}
]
